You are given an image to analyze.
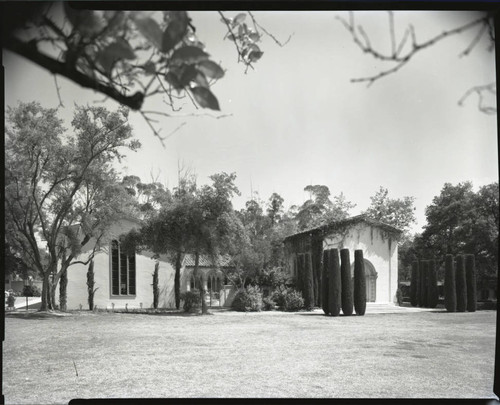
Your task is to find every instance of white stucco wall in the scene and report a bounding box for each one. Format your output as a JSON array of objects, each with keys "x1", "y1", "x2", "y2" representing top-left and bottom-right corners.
[
  {"x1": 57, "y1": 218, "x2": 177, "y2": 310},
  {"x1": 323, "y1": 223, "x2": 399, "y2": 304}
]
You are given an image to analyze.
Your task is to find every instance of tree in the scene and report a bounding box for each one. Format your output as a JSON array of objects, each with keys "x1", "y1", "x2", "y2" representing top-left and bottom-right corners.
[
  {"x1": 2, "y1": 4, "x2": 285, "y2": 141},
  {"x1": 296, "y1": 185, "x2": 355, "y2": 230},
  {"x1": 364, "y1": 186, "x2": 416, "y2": 235},
  {"x1": 420, "y1": 181, "x2": 498, "y2": 288},
  {"x1": 338, "y1": 11, "x2": 496, "y2": 114},
  {"x1": 4, "y1": 101, "x2": 139, "y2": 311}
]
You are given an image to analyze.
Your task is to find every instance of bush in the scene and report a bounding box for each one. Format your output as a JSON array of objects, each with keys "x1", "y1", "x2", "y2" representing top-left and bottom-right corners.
[
  {"x1": 232, "y1": 285, "x2": 262, "y2": 312},
  {"x1": 180, "y1": 289, "x2": 201, "y2": 313},
  {"x1": 455, "y1": 255, "x2": 467, "y2": 312},
  {"x1": 465, "y1": 254, "x2": 477, "y2": 312},
  {"x1": 22, "y1": 284, "x2": 41, "y2": 297},
  {"x1": 444, "y1": 254, "x2": 456, "y2": 312},
  {"x1": 273, "y1": 287, "x2": 304, "y2": 312},
  {"x1": 353, "y1": 250, "x2": 366, "y2": 316},
  {"x1": 262, "y1": 296, "x2": 276, "y2": 311},
  {"x1": 6, "y1": 294, "x2": 16, "y2": 307}
]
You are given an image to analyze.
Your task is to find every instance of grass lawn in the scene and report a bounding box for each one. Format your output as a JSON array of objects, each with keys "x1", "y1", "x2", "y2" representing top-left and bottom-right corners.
[{"x1": 3, "y1": 308, "x2": 497, "y2": 403}]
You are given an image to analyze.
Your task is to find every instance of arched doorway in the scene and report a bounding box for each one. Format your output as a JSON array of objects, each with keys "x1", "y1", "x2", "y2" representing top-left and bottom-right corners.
[{"x1": 350, "y1": 259, "x2": 378, "y2": 302}]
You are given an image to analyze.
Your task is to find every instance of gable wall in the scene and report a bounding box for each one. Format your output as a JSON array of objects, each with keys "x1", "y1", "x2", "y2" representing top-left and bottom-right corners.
[{"x1": 323, "y1": 223, "x2": 398, "y2": 303}]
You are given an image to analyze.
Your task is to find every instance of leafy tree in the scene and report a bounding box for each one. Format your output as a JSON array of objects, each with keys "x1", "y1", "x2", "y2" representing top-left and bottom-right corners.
[
  {"x1": 420, "y1": 181, "x2": 498, "y2": 288},
  {"x1": 2, "y1": 4, "x2": 284, "y2": 140},
  {"x1": 363, "y1": 186, "x2": 416, "y2": 235},
  {"x1": 4, "y1": 101, "x2": 139, "y2": 311},
  {"x1": 120, "y1": 175, "x2": 172, "y2": 216},
  {"x1": 296, "y1": 185, "x2": 355, "y2": 230},
  {"x1": 267, "y1": 192, "x2": 285, "y2": 225}
]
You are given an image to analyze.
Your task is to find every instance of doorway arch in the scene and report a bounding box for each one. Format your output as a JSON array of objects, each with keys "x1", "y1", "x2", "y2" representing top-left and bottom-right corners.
[{"x1": 350, "y1": 259, "x2": 378, "y2": 302}]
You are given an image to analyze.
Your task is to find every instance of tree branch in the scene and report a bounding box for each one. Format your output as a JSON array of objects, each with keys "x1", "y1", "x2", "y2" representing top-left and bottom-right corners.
[{"x1": 4, "y1": 36, "x2": 145, "y2": 110}]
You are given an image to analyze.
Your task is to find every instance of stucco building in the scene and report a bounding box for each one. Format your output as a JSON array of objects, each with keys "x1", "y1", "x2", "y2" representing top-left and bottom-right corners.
[
  {"x1": 284, "y1": 215, "x2": 402, "y2": 304},
  {"x1": 57, "y1": 218, "x2": 236, "y2": 310}
]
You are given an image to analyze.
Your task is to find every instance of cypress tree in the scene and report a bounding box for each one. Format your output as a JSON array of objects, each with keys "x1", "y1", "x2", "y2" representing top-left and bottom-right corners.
[
  {"x1": 465, "y1": 254, "x2": 477, "y2": 312},
  {"x1": 304, "y1": 253, "x2": 315, "y2": 310},
  {"x1": 410, "y1": 260, "x2": 419, "y2": 307},
  {"x1": 295, "y1": 255, "x2": 303, "y2": 294},
  {"x1": 444, "y1": 254, "x2": 457, "y2": 312},
  {"x1": 456, "y1": 255, "x2": 467, "y2": 312},
  {"x1": 420, "y1": 261, "x2": 427, "y2": 307},
  {"x1": 427, "y1": 260, "x2": 438, "y2": 308},
  {"x1": 321, "y1": 249, "x2": 330, "y2": 315},
  {"x1": 328, "y1": 249, "x2": 342, "y2": 316},
  {"x1": 153, "y1": 261, "x2": 159, "y2": 309},
  {"x1": 354, "y1": 249, "x2": 366, "y2": 316},
  {"x1": 340, "y1": 248, "x2": 353, "y2": 316},
  {"x1": 418, "y1": 260, "x2": 425, "y2": 307}
]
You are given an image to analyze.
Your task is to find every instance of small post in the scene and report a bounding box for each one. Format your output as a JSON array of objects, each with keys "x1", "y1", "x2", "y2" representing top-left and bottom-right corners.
[{"x1": 26, "y1": 296, "x2": 28, "y2": 311}]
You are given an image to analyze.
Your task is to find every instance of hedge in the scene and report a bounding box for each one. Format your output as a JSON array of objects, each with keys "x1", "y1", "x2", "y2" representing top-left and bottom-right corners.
[
  {"x1": 410, "y1": 260, "x2": 419, "y2": 307},
  {"x1": 353, "y1": 249, "x2": 366, "y2": 316},
  {"x1": 340, "y1": 248, "x2": 353, "y2": 316},
  {"x1": 327, "y1": 249, "x2": 342, "y2": 316},
  {"x1": 444, "y1": 254, "x2": 457, "y2": 312},
  {"x1": 465, "y1": 254, "x2": 477, "y2": 312},
  {"x1": 427, "y1": 259, "x2": 438, "y2": 308},
  {"x1": 455, "y1": 255, "x2": 467, "y2": 312},
  {"x1": 321, "y1": 249, "x2": 330, "y2": 315}
]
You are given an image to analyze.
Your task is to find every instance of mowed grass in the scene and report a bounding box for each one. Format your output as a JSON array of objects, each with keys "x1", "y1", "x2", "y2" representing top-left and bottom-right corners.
[{"x1": 3, "y1": 308, "x2": 497, "y2": 403}]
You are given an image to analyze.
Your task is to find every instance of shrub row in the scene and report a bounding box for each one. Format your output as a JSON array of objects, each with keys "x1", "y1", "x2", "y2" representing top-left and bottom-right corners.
[
  {"x1": 444, "y1": 254, "x2": 477, "y2": 313},
  {"x1": 231, "y1": 285, "x2": 305, "y2": 312},
  {"x1": 409, "y1": 259, "x2": 438, "y2": 308},
  {"x1": 322, "y1": 248, "x2": 365, "y2": 316}
]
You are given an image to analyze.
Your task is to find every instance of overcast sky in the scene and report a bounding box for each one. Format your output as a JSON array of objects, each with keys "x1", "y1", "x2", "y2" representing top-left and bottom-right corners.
[{"x1": 3, "y1": 10, "x2": 498, "y2": 233}]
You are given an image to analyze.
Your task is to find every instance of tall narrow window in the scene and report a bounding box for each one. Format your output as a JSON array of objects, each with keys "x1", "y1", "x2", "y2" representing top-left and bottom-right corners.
[{"x1": 111, "y1": 240, "x2": 136, "y2": 296}]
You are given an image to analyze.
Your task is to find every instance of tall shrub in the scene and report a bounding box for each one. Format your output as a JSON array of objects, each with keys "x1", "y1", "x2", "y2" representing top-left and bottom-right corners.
[
  {"x1": 295, "y1": 256, "x2": 303, "y2": 294},
  {"x1": 340, "y1": 248, "x2": 353, "y2": 316},
  {"x1": 427, "y1": 259, "x2": 438, "y2": 308},
  {"x1": 304, "y1": 253, "x2": 315, "y2": 310},
  {"x1": 86, "y1": 259, "x2": 98, "y2": 311},
  {"x1": 418, "y1": 260, "x2": 426, "y2": 307},
  {"x1": 422, "y1": 261, "x2": 430, "y2": 307},
  {"x1": 59, "y1": 268, "x2": 68, "y2": 311},
  {"x1": 444, "y1": 254, "x2": 457, "y2": 312},
  {"x1": 410, "y1": 260, "x2": 419, "y2": 307},
  {"x1": 321, "y1": 250, "x2": 330, "y2": 315},
  {"x1": 455, "y1": 255, "x2": 467, "y2": 312},
  {"x1": 353, "y1": 249, "x2": 366, "y2": 316},
  {"x1": 327, "y1": 249, "x2": 342, "y2": 316},
  {"x1": 153, "y1": 261, "x2": 159, "y2": 309},
  {"x1": 465, "y1": 254, "x2": 477, "y2": 312}
]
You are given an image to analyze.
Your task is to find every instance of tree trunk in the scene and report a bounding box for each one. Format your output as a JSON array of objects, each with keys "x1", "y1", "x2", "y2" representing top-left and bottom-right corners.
[
  {"x1": 87, "y1": 259, "x2": 95, "y2": 311},
  {"x1": 50, "y1": 282, "x2": 58, "y2": 310},
  {"x1": 59, "y1": 268, "x2": 68, "y2": 311},
  {"x1": 175, "y1": 251, "x2": 182, "y2": 309},
  {"x1": 40, "y1": 271, "x2": 51, "y2": 311}
]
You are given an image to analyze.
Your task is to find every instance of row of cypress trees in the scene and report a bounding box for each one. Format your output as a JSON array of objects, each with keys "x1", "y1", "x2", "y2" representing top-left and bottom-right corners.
[
  {"x1": 322, "y1": 248, "x2": 366, "y2": 316},
  {"x1": 444, "y1": 254, "x2": 476, "y2": 312},
  {"x1": 409, "y1": 259, "x2": 438, "y2": 308}
]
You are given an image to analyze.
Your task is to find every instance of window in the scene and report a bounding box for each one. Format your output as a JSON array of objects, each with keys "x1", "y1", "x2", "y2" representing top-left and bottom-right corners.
[{"x1": 111, "y1": 240, "x2": 136, "y2": 296}]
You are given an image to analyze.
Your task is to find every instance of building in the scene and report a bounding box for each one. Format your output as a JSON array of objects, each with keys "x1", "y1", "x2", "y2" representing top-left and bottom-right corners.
[
  {"x1": 283, "y1": 215, "x2": 403, "y2": 304},
  {"x1": 57, "y1": 218, "x2": 236, "y2": 310}
]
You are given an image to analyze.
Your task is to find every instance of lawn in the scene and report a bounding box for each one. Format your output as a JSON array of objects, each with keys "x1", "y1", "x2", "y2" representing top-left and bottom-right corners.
[{"x1": 3, "y1": 308, "x2": 497, "y2": 403}]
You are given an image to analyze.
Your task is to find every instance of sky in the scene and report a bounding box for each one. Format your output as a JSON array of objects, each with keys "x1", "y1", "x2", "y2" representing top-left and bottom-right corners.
[{"x1": 3, "y1": 9, "x2": 498, "y2": 234}]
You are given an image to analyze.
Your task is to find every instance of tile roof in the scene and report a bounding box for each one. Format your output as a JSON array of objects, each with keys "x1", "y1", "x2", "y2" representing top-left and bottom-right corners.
[
  {"x1": 183, "y1": 254, "x2": 233, "y2": 267},
  {"x1": 284, "y1": 214, "x2": 403, "y2": 241}
]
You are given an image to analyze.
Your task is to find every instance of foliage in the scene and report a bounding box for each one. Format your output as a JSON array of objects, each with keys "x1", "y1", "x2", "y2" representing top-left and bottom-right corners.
[
  {"x1": 153, "y1": 262, "x2": 159, "y2": 309},
  {"x1": 296, "y1": 185, "x2": 355, "y2": 230},
  {"x1": 363, "y1": 186, "x2": 416, "y2": 235},
  {"x1": 420, "y1": 182, "x2": 498, "y2": 287},
  {"x1": 180, "y1": 289, "x2": 201, "y2": 313},
  {"x1": 272, "y1": 287, "x2": 304, "y2": 312},
  {"x1": 4, "y1": 101, "x2": 139, "y2": 312},
  {"x1": 321, "y1": 249, "x2": 330, "y2": 315},
  {"x1": 353, "y1": 250, "x2": 366, "y2": 316},
  {"x1": 427, "y1": 260, "x2": 438, "y2": 308},
  {"x1": 456, "y1": 255, "x2": 467, "y2": 312},
  {"x1": 262, "y1": 296, "x2": 277, "y2": 311},
  {"x1": 465, "y1": 254, "x2": 477, "y2": 312},
  {"x1": 340, "y1": 248, "x2": 353, "y2": 316},
  {"x1": 231, "y1": 285, "x2": 263, "y2": 312},
  {"x1": 327, "y1": 249, "x2": 341, "y2": 316},
  {"x1": 410, "y1": 261, "x2": 419, "y2": 307},
  {"x1": 444, "y1": 254, "x2": 457, "y2": 312},
  {"x1": 257, "y1": 266, "x2": 290, "y2": 290},
  {"x1": 22, "y1": 285, "x2": 41, "y2": 298},
  {"x1": 303, "y1": 254, "x2": 315, "y2": 311},
  {"x1": 7, "y1": 294, "x2": 16, "y2": 308}
]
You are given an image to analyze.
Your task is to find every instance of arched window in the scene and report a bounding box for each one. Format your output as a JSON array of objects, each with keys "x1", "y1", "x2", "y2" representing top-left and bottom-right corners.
[
  {"x1": 350, "y1": 259, "x2": 378, "y2": 302},
  {"x1": 110, "y1": 240, "x2": 136, "y2": 296}
]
